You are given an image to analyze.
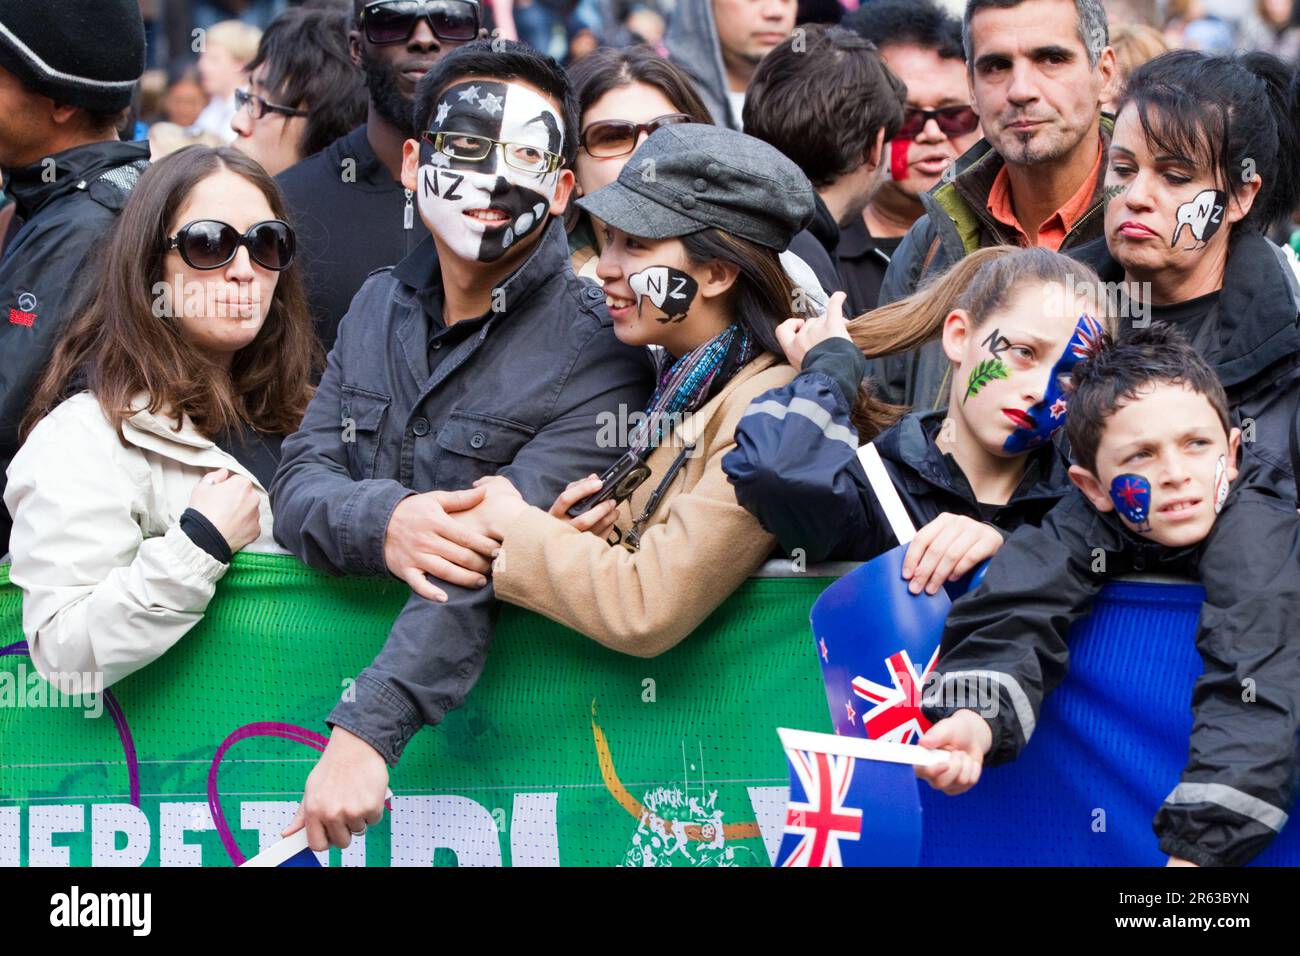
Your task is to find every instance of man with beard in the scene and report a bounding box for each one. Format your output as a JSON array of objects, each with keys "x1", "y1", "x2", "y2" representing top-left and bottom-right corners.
[
  {"x1": 270, "y1": 41, "x2": 653, "y2": 851},
  {"x1": 873, "y1": 0, "x2": 1118, "y2": 411},
  {"x1": 277, "y1": 0, "x2": 485, "y2": 352}
]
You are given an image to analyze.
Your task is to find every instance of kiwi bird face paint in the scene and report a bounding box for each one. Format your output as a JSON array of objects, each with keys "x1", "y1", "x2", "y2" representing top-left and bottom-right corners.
[
  {"x1": 627, "y1": 266, "x2": 699, "y2": 323},
  {"x1": 417, "y1": 80, "x2": 564, "y2": 263}
]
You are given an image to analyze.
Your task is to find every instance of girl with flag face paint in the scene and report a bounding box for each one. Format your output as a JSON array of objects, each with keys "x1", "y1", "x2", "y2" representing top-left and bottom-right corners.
[
  {"x1": 725, "y1": 245, "x2": 1110, "y2": 595},
  {"x1": 415, "y1": 79, "x2": 567, "y2": 263}
]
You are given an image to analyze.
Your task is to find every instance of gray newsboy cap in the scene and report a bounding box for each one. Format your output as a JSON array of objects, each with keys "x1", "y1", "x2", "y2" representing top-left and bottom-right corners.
[{"x1": 576, "y1": 124, "x2": 816, "y2": 252}]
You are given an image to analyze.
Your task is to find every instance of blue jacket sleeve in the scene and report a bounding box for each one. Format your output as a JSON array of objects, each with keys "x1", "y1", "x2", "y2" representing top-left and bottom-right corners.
[{"x1": 722, "y1": 338, "x2": 894, "y2": 564}]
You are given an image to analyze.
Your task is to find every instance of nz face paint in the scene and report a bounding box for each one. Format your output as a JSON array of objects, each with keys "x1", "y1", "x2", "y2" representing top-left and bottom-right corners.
[
  {"x1": 1170, "y1": 188, "x2": 1226, "y2": 250},
  {"x1": 417, "y1": 80, "x2": 563, "y2": 263},
  {"x1": 1003, "y1": 313, "x2": 1105, "y2": 453},
  {"x1": 628, "y1": 266, "x2": 698, "y2": 323},
  {"x1": 1213, "y1": 454, "x2": 1230, "y2": 514},
  {"x1": 1110, "y1": 473, "x2": 1152, "y2": 531}
]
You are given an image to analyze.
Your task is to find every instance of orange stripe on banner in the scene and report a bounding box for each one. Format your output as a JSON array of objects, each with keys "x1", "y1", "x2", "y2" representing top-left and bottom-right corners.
[{"x1": 590, "y1": 699, "x2": 762, "y2": 842}]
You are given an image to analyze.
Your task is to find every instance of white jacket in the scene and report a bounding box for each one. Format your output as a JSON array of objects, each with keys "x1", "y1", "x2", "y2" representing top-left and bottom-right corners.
[{"x1": 3, "y1": 391, "x2": 278, "y2": 690}]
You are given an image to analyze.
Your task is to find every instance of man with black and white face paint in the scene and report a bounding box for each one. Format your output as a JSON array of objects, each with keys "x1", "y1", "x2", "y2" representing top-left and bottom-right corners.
[
  {"x1": 271, "y1": 41, "x2": 653, "y2": 852},
  {"x1": 415, "y1": 79, "x2": 566, "y2": 262}
]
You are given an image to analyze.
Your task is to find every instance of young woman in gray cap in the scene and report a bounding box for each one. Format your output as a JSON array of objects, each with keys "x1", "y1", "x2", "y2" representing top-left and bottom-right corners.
[{"x1": 457, "y1": 123, "x2": 815, "y2": 655}]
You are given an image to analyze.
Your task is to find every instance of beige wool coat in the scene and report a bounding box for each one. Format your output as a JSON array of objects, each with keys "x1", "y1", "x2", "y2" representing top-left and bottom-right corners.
[{"x1": 493, "y1": 352, "x2": 794, "y2": 657}]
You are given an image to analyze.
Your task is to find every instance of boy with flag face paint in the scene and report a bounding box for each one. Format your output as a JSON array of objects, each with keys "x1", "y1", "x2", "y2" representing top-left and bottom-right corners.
[
  {"x1": 270, "y1": 41, "x2": 654, "y2": 852},
  {"x1": 917, "y1": 324, "x2": 1300, "y2": 868}
]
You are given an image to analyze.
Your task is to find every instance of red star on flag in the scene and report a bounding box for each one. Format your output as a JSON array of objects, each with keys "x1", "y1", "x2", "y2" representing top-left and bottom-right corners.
[
  {"x1": 819, "y1": 637, "x2": 828, "y2": 662},
  {"x1": 1050, "y1": 397, "x2": 1068, "y2": 418},
  {"x1": 845, "y1": 699, "x2": 856, "y2": 724}
]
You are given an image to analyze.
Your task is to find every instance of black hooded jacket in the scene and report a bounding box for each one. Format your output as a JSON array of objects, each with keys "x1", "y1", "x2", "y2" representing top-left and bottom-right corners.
[
  {"x1": 923, "y1": 486, "x2": 1300, "y2": 867},
  {"x1": 0, "y1": 139, "x2": 150, "y2": 556},
  {"x1": 1071, "y1": 230, "x2": 1300, "y2": 503}
]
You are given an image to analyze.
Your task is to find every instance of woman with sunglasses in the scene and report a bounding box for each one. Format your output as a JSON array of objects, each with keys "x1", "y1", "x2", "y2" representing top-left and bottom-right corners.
[
  {"x1": 565, "y1": 46, "x2": 713, "y2": 279},
  {"x1": 5, "y1": 146, "x2": 319, "y2": 692},
  {"x1": 230, "y1": 7, "x2": 367, "y2": 176}
]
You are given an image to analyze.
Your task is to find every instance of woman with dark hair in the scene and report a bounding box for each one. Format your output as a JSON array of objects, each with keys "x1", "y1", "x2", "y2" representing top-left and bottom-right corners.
[
  {"x1": 565, "y1": 45, "x2": 713, "y2": 277},
  {"x1": 1074, "y1": 48, "x2": 1300, "y2": 501},
  {"x1": 5, "y1": 146, "x2": 320, "y2": 690},
  {"x1": 230, "y1": 6, "x2": 368, "y2": 175},
  {"x1": 460, "y1": 125, "x2": 811, "y2": 655}
]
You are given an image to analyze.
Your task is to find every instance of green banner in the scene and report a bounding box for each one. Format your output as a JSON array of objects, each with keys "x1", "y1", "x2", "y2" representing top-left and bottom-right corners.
[{"x1": 0, "y1": 554, "x2": 832, "y2": 866}]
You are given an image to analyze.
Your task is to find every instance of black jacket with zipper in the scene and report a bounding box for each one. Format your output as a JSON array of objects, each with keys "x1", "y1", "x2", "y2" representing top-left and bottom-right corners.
[
  {"x1": 723, "y1": 338, "x2": 1072, "y2": 564},
  {"x1": 277, "y1": 124, "x2": 430, "y2": 356},
  {"x1": 924, "y1": 486, "x2": 1300, "y2": 867},
  {"x1": 1070, "y1": 230, "x2": 1300, "y2": 504},
  {"x1": 0, "y1": 139, "x2": 151, "y2": 556}
]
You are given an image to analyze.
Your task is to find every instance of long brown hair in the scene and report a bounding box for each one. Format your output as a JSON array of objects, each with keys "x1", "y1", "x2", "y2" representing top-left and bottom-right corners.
[
  {"x1": 22, "y1": 146, "x2": 320, "y2": 445},
  {"x1": 844, "y1": 245, "x2": 1105, "y2": 441},
  {"x1": 681, "y1": 228, "x2": 794, "y2": 359}
]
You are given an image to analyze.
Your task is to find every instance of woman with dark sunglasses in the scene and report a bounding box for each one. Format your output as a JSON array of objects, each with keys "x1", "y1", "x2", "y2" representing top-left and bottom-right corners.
[
  {"x1": 565, "y1": 46, "x2": 714, "y2": 279},
  {"x1": 4, "y1": 146, "x2": 320, "y2": 692}
]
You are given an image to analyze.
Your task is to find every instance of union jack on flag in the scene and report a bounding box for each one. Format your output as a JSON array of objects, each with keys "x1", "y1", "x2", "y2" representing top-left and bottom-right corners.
[
  {"x1": 850, "y1": 647, "x2": 940, "y2": 743},
  {"x1": 1069, "y1": 313, "x2": 1105, "y2": 360},
  {"x1": 780, "y1": 748, "x2": 863, "y2": 867}
]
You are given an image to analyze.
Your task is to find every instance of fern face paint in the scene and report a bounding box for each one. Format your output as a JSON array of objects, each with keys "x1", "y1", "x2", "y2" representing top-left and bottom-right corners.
[
  {"x1": 1003, "y1": 313, "x2": 1105, "y2": 453},
  {"x1": 964, "y1": 358, "x2": 1009, "y2": 402}
]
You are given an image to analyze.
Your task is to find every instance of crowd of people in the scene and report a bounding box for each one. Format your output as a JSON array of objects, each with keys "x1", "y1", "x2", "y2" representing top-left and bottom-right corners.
[{"x1": 2, "y1": 0, "x2": 1300, "y2": 868}]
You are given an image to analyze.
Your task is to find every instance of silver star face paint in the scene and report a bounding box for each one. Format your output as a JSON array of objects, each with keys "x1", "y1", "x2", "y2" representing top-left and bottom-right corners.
[{"x1": 417, "y1": 80, "x2": 564, "y2": 262}]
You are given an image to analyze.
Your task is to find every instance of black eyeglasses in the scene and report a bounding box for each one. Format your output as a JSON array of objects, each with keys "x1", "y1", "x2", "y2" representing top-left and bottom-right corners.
[
  {"x1": 422, "y1": 130, "x2": 563, "y2": 174},
  {"x1": 235, "y1": 88, "x2": 308, "y2": 120},
  {"x1": 579, "y1": 113, "x2": 691, "y2": 158},
  {"x1": 360, "y1": 0, "x2": 480, "y2": 44},
  {"x1": 165, "y1": 220, "x2": 296, "y2": 271},
  {"x1": 897, "y1": 105, "x2": 980, "y2": 139}
]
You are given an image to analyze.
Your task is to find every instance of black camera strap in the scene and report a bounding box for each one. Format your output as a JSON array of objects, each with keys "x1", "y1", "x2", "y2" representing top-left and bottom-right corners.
[{"x1": 621, "y1": 440, "x2": 697, "y2": 552}]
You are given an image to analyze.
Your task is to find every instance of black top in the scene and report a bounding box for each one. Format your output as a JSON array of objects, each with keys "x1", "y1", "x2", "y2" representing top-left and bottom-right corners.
[
  {"x1": 215, "y1": 423, "x2": 283, "y2": 490},
  {"x1": 277, "y1": 124, "x2": 431, "y2": 356},
  {"x1": 836, "y1": 218, "x2": 904, "y2": 315}
]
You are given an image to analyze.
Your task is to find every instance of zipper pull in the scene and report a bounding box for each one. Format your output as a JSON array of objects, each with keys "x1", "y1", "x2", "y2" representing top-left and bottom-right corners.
[{"x1": 403, "y1": 188, "x2": 414, "y2": 230}]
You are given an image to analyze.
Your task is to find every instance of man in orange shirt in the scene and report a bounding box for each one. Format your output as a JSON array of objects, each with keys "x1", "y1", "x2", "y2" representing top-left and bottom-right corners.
[{"x1": 874, "y1": 0, "x2": 1117, "y2": 410}]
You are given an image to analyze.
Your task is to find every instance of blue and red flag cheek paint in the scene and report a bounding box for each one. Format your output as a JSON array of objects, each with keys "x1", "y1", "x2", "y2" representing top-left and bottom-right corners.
[
  {"x1": 1110, "y1": 473, "x2": 1152, "y2": 531},
  {"x1": 1002, "y1": 313, "x2": 1105, "y2": 454}
]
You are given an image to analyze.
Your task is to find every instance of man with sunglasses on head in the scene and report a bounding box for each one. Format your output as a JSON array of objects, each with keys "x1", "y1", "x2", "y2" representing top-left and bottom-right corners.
[
  {"x1": 277, "y1": 0, "x2": 486, "y2": 354},
  {"x1": 870, "y1": 0, "x2": 1118, "y2": 411},
  {"x1": 741, "y1": 25, "x2": 906, "y2": 316},
  {"x1": 270, "y1": 40, "x2": 653, "y2": 852},
  {"x1": 840, "y1": 0, "x2": 981, "y2": 313},
  {"x1": 0, "y1": 0, "x2": 149, "y2": 558}
]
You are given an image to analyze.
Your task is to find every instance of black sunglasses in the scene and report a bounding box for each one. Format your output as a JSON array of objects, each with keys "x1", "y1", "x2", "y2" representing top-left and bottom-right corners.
[
  {"x1": 897, "y1": 105, "x2": 980, "y2": 140},
  {"x1": 360, "y1": 0, "x2": 480, "y2": 44},
  {"x1": 165, "y1": 220, "x2": 296, "y2": 271},
  {"x1": 579, "y1": 113, "x2": 691, "y2": 158}
]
